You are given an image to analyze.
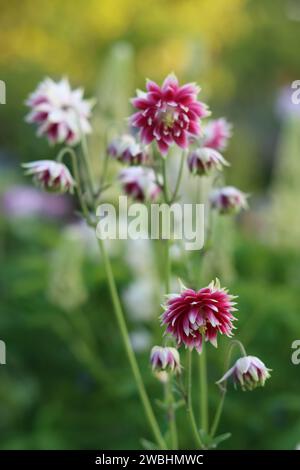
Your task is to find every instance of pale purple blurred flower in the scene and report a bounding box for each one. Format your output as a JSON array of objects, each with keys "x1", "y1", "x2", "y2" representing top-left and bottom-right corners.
[{"x1": 1, "y1": 185, "x2": 72, "y2": 219}]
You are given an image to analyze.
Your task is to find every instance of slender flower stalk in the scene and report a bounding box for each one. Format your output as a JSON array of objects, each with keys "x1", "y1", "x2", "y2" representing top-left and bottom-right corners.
[
  {"x1": 77, "y1": 137, "x2": 167, "y2": 449},
  {"x1": 210, "y1": 340, "x2": 247, "y2": 438},
  {"x1": 170, "y1": 150, "x2": 186, "y2": 203},
  {"x1": 80, "y1": 127, "x2": 96, "y2": 199},
  {"x1": 159, "y1": 152, "x2": 181, "y2": 446},
  {"x1": 56, "y1": 147, "x2": 92, "y2": 225},
  {"x1": 199, "y1": 340, "x2": 208, "y2": 433},
  {"x1": 97, "y1": 237, "x2": 166, "y2": 449},
  {"x1": 165, "y1": 379, "x2": 178, "y2": 450},
  {"x1": 187, "y1": 350, "x2": 204, "y2": 449}
]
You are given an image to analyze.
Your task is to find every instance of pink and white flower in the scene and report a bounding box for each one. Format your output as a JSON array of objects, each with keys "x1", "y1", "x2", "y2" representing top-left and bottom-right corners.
[
  {"x1": 203, "y1": 118, "x2": 232, "y2": 151},
  {"x1": 119, "y1": 166, "x2": 161, "y2": 202},
  {"x1": 210, "y1": 186, "x2": 248, "y2": 214},
  {"x1": 150, "y1": 346, "x2": 181, "y2": 374},
  {"x1": 22, "y1": 160, "x2": 75, "y2": 194},
  {"x1": 107, "y1": 134, "x2": 148, "y2": 165},
  {"x1": 187, "y1": 147, "x2": 229, "y2": 176},
  {"x1": 216, "y1": 356, "x2": 271, "y2": 391},
  {"x1": 25, "y1": 78, "x2": 93, "y2": 146},
  {"x1": 130, "y1": 74, "x2": 210, "y2": 155},
  {"x1": 161, "y1": 279, "x2": 238, "y2": 353},
  {"x1": 150, "y1": 346, "x2": 181, "y2": 373}
]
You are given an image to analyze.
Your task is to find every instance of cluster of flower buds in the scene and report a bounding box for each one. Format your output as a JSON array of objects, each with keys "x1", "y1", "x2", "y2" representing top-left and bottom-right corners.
[
  {"x1": 22, "y1": 160, "x2": 75, "y2": 194},
  {"x1": 210, "y1": 186, "x2": 248, "y2": 215},
  {"x1": 25, "y1": 78, "x2": 93, "y2": 146},
  {"x1": 217, "y1": 356, "x2": 271, "y2": 391},
  {"x1": 107, "y1": 134, "x2": 149, "y2": 165},
  {"x1": 119, "y1": 167, "x2": 161, "y2": 202}
]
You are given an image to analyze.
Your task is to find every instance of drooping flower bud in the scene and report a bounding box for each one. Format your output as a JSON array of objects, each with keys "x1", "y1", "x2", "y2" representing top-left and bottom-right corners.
[
  {"x1": 119, "y1": 166, "x2": 161, "y2": 202},
  {"x1": 187, "y1": 147, "x2": 229, "y2": 176},
  {"x1": 150, "y1": 346, "x2": 181, "y2": 374},
  {"x1": 216, "y1": 355, "x2": 271, "y2": 391},
  {"x1": 107, "y1": 134, "x2": 148, "y2": 165},
  {"x1": 210, "y1": 186, "x2": 248, "y2": 214},
  {"x1": 22, "y1": 160, "x2": 75, "y2": 194}
]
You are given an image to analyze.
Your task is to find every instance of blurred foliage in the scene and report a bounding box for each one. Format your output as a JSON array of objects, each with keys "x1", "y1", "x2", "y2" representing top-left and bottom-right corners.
[{"x1": 1, "y1": 205, "x2": 300, "y2": 449}]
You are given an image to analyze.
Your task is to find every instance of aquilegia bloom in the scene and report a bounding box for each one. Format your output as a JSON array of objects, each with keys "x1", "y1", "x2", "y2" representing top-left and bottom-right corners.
[
  {"x1": 161, "y1": 279, "x2": 237, "y2": 353},
  {"x1": 119, "y1": 166, "x2": 161, "y2": 202},
  {"x1": 210, "y1": 186, "x2": 248, "y2": 214},
  {"x1": 22, "y1": 160, "x2": 75, "y2": 194},
  {"x1": 187, "y1": 147, "x2": 229, "y2": 176},
  {"x1": 130, "y1": 74, "x2": 209, "y2": 155},
  {"x1": 217, "y1": 356, "x2": 271, "y2": 391},
  {"x1": 203, "y1": 118, "x2": 232, "y2": 151},
  {"x1": 150, "y1": 346, "x2": 181, "y2": 374},
  {"x1": 25, "y1": 78, "x2": 93, "y2": 146},
  {"x1": 107, "y1": 134, "x2": 148, "y2": 165}
]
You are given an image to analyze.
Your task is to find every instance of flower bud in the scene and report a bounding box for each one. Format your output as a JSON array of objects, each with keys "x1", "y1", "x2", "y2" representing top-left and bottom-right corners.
[
  {"x1": 150, "y1": 346, "x2": 181, "y2": 374},
  {"x1": 187, "y1": 147, "x2": 229, "y2": 176},
  {"x1": 22, "y1": 160, "x2": 75, "y2": 194},
  {"x1": 119, "y1": 166, "x2": 161, "y2": 202},
  {"x1": 210, "y1": 186, "x2": 248, "y2": 214},
  {"x1": 107, "y1": 134, "x2": 148, "y2": 165},
  {"x1": 217, "y1": 355, "x2": 271, "y2": 391}
]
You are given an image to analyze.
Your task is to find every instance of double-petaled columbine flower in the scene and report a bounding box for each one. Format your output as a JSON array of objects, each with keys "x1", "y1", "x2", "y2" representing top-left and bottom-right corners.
[
  {"x1": 161, "y1": 279, "x2": 237, "y2": 353},
  {"x1": 107, "y1": 134, "x2": 148, "y2": 165},
  {"x1": 203, "y1": 118, "x2": 232, "y2": 151},
  {"x1": 119, "y1": 166, "x2": 161, "y2": 202},
  {"x1": 130, "y1": 74, "x2": 209, "y2": 155},
  {"x1": 187, "y1": 147, "x2": 229, "y2": 176},
  {"x1": 210, "y1": 186, "x2": 248, "y2": 214},
  {"x1": 150, "y1": 346, "x2": 181, "y2": 374},
  {"x1": 25, "y1": 78, "x2": 93, "y2": 146},
  {"x1": 216, "y1": 356, "x2": 271, "y2": 391},
  {"x1": 22, "y1": 160, "x2": 75, "y2": 194}
]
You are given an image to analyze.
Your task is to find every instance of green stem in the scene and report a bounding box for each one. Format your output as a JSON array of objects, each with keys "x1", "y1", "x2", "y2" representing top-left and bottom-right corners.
[
  {"x1": 56, "y1": 147, "x2": 92, "y2": 225},
  {"x1": 161, "y1": 158, "x2": 170, "y2": 204},
  {"x1": 165, "y1": 380, "x2": 178, "y2": 450},
  {"x1": 80, "y1": 128, "x2": 96, "y2": 199},
  {"x1": 209, "y1": 390, "x2": 226, "y2": 439},
  {"x1": 170, "y1": 151, "x2": 185, "y2": 203},
  {"x1": 97, "y1": 237, "x2": 167, "y2": 450},
  {"x1": 161, "y1": 155, "x2": 172, "y2": 294},
  {"x1": 164, "y1": 239, "x2": 171, "y2": 293},
  {"x1": 209, "y1": 340, "x2": 247, "y2": 438},
  {"x1": 100, "y1": 151, "x2": 110, "y2": 188},
  {"x1": 199, "y1": 341, "x2": 208, "y2": 432},
  {"x1": 187, "y1": 350, "x2": 204, "y2": 449}
]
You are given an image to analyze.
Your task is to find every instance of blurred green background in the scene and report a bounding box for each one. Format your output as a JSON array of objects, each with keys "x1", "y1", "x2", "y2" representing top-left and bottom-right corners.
[{"x1": 1, "y1": 0, "x2": 300, "y2": 450}]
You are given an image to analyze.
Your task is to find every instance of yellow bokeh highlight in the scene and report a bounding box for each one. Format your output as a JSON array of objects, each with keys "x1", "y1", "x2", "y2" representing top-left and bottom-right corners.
[{"x1": 0, "y1": 0, "x2": 249, "y2": 83}]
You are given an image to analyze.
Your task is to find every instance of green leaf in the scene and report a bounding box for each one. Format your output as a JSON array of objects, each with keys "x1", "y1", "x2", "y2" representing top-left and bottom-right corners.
[{"x1": 211, "y1": 432, "x2": 232, "y2": 448}]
